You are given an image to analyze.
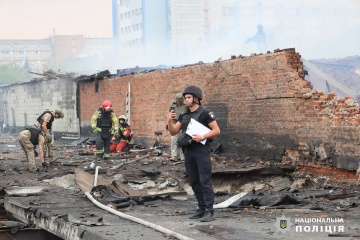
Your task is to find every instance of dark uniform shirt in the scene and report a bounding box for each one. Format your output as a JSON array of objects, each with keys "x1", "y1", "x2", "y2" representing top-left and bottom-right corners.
[{"x1": 178, "y1": 107, "x2": 215, "y2": 148}]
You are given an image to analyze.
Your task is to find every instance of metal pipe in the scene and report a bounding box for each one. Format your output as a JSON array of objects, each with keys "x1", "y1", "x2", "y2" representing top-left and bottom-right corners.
[
  {"x1": 61, "y1": 136, "x2": 80, "y2": 139},
  {"x1": 94, "y1": 166, "x2": 100, "y2": 187}
]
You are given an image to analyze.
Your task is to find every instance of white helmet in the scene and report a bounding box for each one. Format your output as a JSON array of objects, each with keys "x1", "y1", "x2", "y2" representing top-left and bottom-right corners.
[{"x1": 119, "y1": 115, "x2": 127, "y2": 123}]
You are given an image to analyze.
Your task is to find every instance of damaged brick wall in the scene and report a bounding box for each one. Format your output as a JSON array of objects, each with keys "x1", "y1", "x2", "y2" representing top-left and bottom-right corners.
[
  {"x1": 78, "y1": 48, "x2": 360, "y2": 171},
  {"x1": 0, "y1": 78, "x2": 78, "y2": 135}
]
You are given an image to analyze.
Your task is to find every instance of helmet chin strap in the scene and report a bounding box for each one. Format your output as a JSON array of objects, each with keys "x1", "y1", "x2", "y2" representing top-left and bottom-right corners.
[{"x1": 192, "y1": 95, "x2": 201, "y2": 105}]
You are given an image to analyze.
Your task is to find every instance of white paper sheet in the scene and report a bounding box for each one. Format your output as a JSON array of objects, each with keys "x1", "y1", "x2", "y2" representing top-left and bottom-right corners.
[{"x1": 186, "y1": 118, "x2": 211, "y2": 145}]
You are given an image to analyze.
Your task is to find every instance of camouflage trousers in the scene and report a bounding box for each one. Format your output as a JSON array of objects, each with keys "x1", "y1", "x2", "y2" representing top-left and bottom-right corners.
[
  {"x1": 170, "y1": 133, "x2": 184, "y2": 160},
  {"x1": 18, "y1": 131, "x2": 36, "y2": 171},
  {"x1": 44, "y1": 142, "x2": 53, "y2": 159}
]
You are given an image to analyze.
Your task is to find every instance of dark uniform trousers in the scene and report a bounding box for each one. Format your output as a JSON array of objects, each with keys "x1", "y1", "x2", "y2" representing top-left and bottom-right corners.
[
  {"x1": 184, "y1": 144, "x2": 214, "y2": 212},
  {"x1": 96, "y1": 128, "x2": 112, "y2": 157}
]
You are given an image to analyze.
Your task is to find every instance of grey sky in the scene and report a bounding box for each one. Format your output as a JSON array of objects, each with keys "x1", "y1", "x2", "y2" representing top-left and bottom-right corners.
[
  {"x1": 0, "y1": 0, "x2": 112, "y2": 39},
  {"x1": 0, "y1": 0, "x2": 359, "y2": 65}
]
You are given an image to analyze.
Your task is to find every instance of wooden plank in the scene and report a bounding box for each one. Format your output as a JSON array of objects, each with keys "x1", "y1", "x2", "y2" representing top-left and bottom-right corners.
[{"x1": 74, "y1": 168, "x2": 109, "y2": 193}]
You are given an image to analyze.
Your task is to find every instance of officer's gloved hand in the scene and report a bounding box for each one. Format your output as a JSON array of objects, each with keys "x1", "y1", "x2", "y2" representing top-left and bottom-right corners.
[
  {"x1": 93, "y1": 127, "x2": 101, "y2": 133},
  {"x1": 42, "y1": 162, "x2": 49, "y2": 169}
]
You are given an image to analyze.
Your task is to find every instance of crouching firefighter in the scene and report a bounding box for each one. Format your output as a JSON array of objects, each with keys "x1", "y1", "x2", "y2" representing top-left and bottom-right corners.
[
  {"x1": 110, "y1": 115, "x2": 132, "y2": 153},
  {"x1": 91, "y1": 100, "x2": 119, "y2": 160},
  {"x1": 18, "y1": 127, "x2": 52, "y2": 173}
]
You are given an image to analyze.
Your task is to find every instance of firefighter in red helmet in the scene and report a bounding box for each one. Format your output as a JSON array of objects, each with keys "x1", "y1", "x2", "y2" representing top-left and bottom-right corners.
[{"x1": 91, "y1": 100, "x2": 118, "y2": 160}]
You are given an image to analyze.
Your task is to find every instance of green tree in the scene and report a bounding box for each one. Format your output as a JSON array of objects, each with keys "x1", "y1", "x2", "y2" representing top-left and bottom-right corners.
[{"x1": 0, "y1": 64, "x2": 32, "y2": 85}]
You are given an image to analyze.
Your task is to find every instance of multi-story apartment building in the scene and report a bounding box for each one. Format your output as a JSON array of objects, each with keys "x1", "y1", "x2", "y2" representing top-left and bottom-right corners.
[
  {"x1": 0, "y1": 39, "x2": 53, "y2": 71},
  {"x1": 0, "y1": 35, "x2": 113, "y2": 73}
]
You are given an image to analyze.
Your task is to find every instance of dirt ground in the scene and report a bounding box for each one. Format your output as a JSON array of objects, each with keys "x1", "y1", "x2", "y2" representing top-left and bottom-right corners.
[{"x1": 0, "y1": 133, "x2": 360, "y2": 240}]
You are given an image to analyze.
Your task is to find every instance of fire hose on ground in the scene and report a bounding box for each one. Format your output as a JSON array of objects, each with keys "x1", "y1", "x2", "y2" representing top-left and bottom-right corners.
[{"x1": 85, "y1": 166, "x2": 194, "y2": 240}]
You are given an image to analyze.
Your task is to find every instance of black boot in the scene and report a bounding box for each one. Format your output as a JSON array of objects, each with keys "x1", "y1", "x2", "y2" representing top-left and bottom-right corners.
[
  {"x1": 188, "y1": 209, "x2": 205, "y2": 219},
  {"x1": 95, "y1": 153, "x2": 104, "y2": 161},
  {"x1": 199, "y1": 210, "x2": 215, "y2": 222}
]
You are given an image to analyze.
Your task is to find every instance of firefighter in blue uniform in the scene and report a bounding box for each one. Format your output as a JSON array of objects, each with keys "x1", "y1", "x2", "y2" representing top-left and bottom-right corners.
[
  {"x1": 91, "y1": 100, "x2": 119, "y2": 160},
  {"x1": 167, "y1": 86, "x2": 220, "y2": 222}
]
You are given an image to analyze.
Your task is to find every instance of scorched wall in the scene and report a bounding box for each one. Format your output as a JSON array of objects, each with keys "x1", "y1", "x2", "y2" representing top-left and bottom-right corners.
[{"x1": 79, "y1": 48, "x2": 360, "y2": 171}]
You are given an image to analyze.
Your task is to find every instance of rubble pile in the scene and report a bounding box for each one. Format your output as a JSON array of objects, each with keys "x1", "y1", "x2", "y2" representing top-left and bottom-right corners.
[{"x1": 0, "y1": 134, "x2": 359, "y2": 239}]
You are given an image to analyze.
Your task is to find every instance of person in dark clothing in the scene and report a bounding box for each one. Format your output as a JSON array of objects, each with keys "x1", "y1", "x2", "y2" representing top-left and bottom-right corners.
[{"x1": 167, "y1": 85, "x2": 220, "y2": 222}]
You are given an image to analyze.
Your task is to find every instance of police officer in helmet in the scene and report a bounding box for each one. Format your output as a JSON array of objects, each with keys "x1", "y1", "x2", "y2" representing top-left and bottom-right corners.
[{"x1": 167, "y1": 85, "x2": 220, "y2": 222}]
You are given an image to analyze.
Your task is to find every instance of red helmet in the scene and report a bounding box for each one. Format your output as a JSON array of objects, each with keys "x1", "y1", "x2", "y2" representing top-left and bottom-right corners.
[{"x1": 102, "y1": 100, "x2": 112, "y2": 110}]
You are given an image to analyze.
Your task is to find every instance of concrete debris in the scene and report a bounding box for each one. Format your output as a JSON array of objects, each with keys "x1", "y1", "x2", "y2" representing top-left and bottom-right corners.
[
  {"x1": 0, "y1": 220, "x2": 26, "y2": 229},
  {"x1": 65, "y1": 214, "x2": 110, "y2": 226},
  {"x1": 0, "y1": 134, "x2": 359, "y2": 239},
  {"x1": 5, "y1": 186, "x2": 45, "y2": 196},
  {"x1": 214, "y1": 192, "x2": 248, "y2": 209}
]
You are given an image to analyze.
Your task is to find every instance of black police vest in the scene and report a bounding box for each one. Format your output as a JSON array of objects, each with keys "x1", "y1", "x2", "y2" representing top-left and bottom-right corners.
[
  {"x1": 180, "y1": 107, "x2": 205, "y2": 133},
  {"x1": 27, "y1": 128, "x2": 42, "y2": 146},
  {"x1": 37, "y1": 111, "x2": 54, "y2": 129},
  {"x1": 96, "y1": 108, "x2": 112, "y2": 128}
]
